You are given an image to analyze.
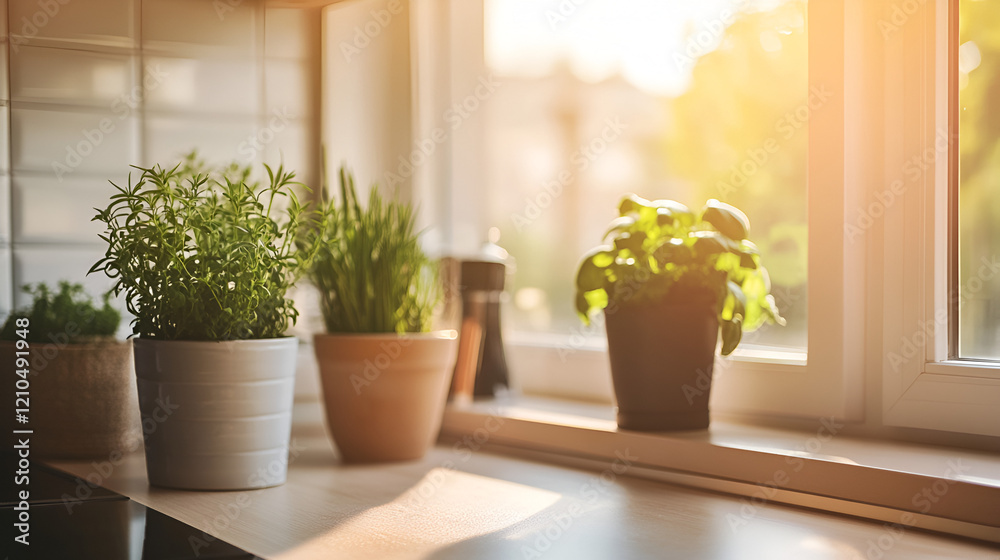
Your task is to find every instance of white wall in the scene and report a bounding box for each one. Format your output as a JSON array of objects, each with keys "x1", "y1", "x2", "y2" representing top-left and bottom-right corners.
[{"x1": 1, "y1": 0, "x2": 321, "y2": 317}]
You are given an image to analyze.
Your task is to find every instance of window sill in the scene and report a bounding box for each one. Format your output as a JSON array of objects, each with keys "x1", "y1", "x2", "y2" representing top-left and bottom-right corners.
[{"x1": 440, "y1": 395, "x2": 1000, "y2": 543}]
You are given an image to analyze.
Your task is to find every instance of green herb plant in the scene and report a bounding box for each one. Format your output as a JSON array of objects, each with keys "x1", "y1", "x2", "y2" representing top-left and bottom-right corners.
[
  {"x1": 0, "y1": 282, "x2": 120, "y2": 343},
  {"x1": 576, "y1": 195, "x2": 785, "y2": 355},
  {"x1": 90, "y1": 153, "x2": 318, "y2": 341},
  {"x1": 303, "y1": 166, "x2": 438, "y2": 334}
]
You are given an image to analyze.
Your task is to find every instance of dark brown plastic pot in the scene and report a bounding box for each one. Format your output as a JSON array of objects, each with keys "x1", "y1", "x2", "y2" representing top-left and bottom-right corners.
[{"x1": 604, "y1": 292, "x2": 719, "y2": 431}]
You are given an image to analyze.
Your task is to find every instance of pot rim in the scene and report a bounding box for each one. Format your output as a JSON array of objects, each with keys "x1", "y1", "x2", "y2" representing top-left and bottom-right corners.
[
  {"x1": 133, "y1": 336, "x2": 298, "y2": 348},
  {"x1": 0, "y1": 338, "x2": 129, "y2": 346},
  {"x1": 314, "y1": 330, "x2": 457, "y2": 341}
]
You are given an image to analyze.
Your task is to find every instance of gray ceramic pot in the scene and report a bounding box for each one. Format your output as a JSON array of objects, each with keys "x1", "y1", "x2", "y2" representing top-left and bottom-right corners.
[{"x1": 133, "y1": 337, "x2": 298, "y2": 490}]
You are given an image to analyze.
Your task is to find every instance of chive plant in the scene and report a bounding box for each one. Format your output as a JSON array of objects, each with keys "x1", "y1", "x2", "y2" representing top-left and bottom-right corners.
[
  {"x1": 90, "y1": 154, "x2": 318, "y2": 341},
  {"x1": 304, "y1": 167, "x2": 438, "y2": 334}
]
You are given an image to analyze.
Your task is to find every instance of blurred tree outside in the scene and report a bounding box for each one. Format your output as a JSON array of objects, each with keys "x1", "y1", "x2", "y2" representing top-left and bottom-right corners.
[
  {"x1": 663, "y1": 0, "x2": 808, "y2": 348},
  {"x1": 485, "y1": 0, "x2": 808, "y2": 349},
  {"x1": 958, "y1": 0, "x2": 1000, "y2": 359}
]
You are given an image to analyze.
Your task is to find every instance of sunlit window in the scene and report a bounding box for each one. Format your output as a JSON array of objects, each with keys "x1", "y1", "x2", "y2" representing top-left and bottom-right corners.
[
  {"x1": 483, "y1": 0, "x2": 808, "y2": 350},
  {"x1": 957, "y1": 0, "x2": 1000, "y2": 360}
]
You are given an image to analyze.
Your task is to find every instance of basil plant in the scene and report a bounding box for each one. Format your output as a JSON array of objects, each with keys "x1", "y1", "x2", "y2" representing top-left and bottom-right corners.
[{"x1": 575, "y1": 195, "x2": 785, "y2": 355}]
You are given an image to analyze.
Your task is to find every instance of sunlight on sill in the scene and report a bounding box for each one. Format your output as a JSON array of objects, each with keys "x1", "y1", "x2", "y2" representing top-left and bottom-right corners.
[
  {"x1": 274, "y1": 469, "x2": 561, "y2": 560},
  {"x1": 728, "y1": 344, "x2": 807, "y2": 366}
]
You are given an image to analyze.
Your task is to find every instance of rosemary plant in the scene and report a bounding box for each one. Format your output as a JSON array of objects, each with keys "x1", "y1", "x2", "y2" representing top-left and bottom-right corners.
[
  {"x1": 305, "y1": 167, "x2": 438, "y2": 334},
  {"x1": 0, "y1": 282, "x2": 120, "y2": 343},
  {"x1": 90, "y1": 154, "x2": 317, "y2": 340}
]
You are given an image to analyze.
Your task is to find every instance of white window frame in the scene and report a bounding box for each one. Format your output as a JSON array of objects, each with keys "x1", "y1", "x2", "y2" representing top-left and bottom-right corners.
[
  {"x1": 415, "y1": 0, "x2": 867, "y2": 422},
  {"x1": 878, "y1": 0, "x2": 1000, "y2": 437},
  {"x1": 407, "y1": 0, "x2": 1000, "y2": 436}
]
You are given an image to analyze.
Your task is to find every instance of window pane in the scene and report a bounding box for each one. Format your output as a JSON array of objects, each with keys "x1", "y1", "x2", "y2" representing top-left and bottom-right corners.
[
  {"x1": 484, "y1": 0, "x2": 808, "y2": 349},
  {"x1": 958, "y1": 0, "x2": 1000, "y2": 360}
]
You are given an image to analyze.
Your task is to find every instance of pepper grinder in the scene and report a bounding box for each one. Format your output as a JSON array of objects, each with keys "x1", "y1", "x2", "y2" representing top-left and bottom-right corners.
[{"x1": 453, "y1": 260, "x2": 509, "y2": 399}]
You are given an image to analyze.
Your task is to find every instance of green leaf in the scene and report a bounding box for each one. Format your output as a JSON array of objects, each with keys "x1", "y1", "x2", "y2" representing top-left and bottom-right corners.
[
  {"x1": 722, "y1": 281, "x2": 746, "y2": 322},
  {"x1": 721, "y1": 318, "x2": 743, "y2": 356},
  {"x1": 613, "y1": 231, "x2": 647, "y2": 255},
  {"x1": 575, "y1": 291, "x2": 590, "y2": 323},
  {"x1": 702, "y1": 199, "x2": 750, "y2": 240},
  {"x1": 603, "y1": 216, "x2": 637, "y2": 240},
  {"x1": 576, "y1": 257, "x2": 608, "y2": 291},
  {"x1": 576, "y1": 246, "x2": 615, "y2": 292},
  {"x1": 618, "y1": 194, "x2": 653, "y2": 216},
  {"x1": 652, "y1": 199, "x2": 695, "y2": 226},
  {"x1": 584, "y1": 288, "x2": 609, "y2": 310},
  {"x1": 690, "y1": 230, "x2": 729, "y2": 257},
  {"x1": 577, "y1": 288, "x2": 609, "y2": 324},
  {"x1": 652, "y1": 237, "x2": 691, "y2": 266}
]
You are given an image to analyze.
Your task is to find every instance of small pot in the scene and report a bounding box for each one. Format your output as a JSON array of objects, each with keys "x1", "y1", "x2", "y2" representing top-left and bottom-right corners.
[
  {"x1": 314, "y1": 331, "x2": 458, "y2": 463},
  {"x1": 604, "y1": 293, "x2": 719, "y2": 431},
  {"x1": 1, "y1": 340, "x2": 138, "y2": 459},
  {"x1": 133, "y1": 337, "x2": 298, "y2": 490}
]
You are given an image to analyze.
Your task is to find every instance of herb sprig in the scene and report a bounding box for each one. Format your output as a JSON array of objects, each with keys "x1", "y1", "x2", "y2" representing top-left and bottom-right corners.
[{"x1": 90, "y1": 154, "x2": 317, "y2": 341}]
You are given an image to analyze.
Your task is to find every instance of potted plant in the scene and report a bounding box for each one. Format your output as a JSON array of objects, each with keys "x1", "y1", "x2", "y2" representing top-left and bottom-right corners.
[
  {"x1": 575, "y1": 195, "x2": 784, "y2": 431},
  {"x1": 90, "y1": 154, "x2": 316, "y2": 490},
  {"x1": 303, "y1": 167, "x2": 457, "y2": 463},
  {"x1": 1, "y1": 282, "x2": 134, "y2": 458}
]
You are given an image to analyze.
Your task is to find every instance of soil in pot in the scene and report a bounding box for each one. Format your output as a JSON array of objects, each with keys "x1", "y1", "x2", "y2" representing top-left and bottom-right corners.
[
  {"x1": 314, "y1": 332, "x2": 458, "y2": 463},
  {"x1": 133, "y1": 337, "x2": 298, "y2": 490},
  {"x1": 2, "y1": 340, "x2": 139, "y2": 459},
  {"x1": 604, "y1": 287, "x2": 720, "y2": 431}
]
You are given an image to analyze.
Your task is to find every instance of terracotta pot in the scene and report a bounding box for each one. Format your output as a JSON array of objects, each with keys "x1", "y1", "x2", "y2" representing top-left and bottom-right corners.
[
  {"x1": 1, "y1": 340, "x2": 139, "y2": 459},
  {"x1": 314, "y1": 331, "x2": 458, "y2": 463},
  {"x1": 133, "y1": 337, "x2": 298, "y2": 490},
  {"x1": 604, "y1": 293, "x2": 719, "y2": 431}
]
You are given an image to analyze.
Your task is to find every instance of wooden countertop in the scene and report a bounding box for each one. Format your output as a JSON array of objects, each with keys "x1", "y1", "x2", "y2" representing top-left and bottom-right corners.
[{"x1": 48, "y1": 410, "x2": 1000, "y2": 560}]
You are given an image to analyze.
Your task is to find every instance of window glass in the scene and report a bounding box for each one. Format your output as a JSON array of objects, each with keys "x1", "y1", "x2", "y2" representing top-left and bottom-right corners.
[
  {"x1": 957, "y1": 0, "x2": 1000, "y2": 360},
  {"x1": 484, "y1": 0, "x2": 808, "y2": 350}
]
